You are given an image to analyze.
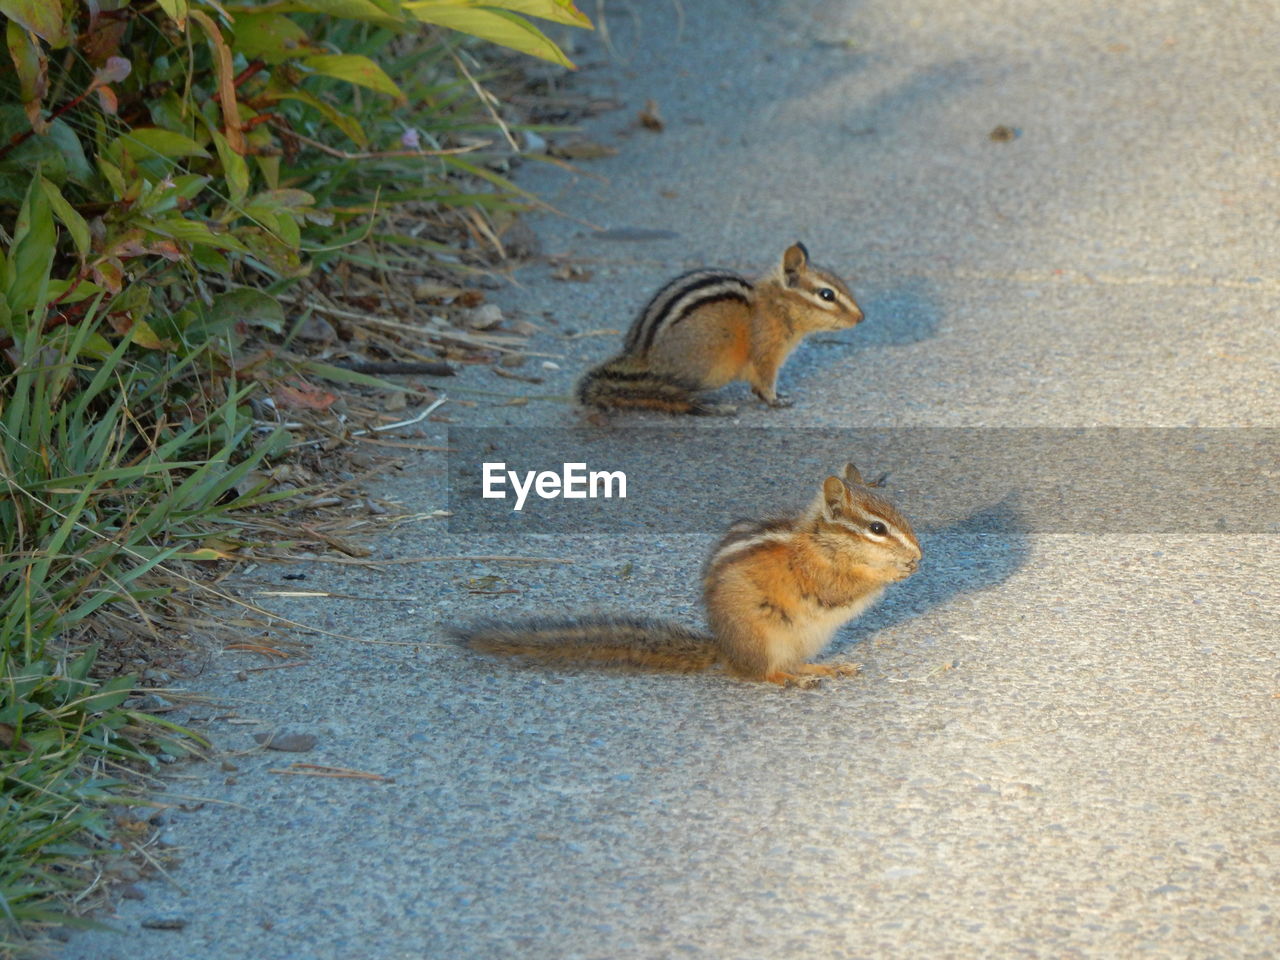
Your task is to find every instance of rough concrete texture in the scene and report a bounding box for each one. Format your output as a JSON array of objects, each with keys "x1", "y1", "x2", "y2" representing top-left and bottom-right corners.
[{"x1": 66, "y1": 0, "x2": 1278, "y2": 957}]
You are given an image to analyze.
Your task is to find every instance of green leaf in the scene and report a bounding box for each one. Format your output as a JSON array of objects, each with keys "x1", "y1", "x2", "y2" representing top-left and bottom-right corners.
[
  {"x1": 67, "y1": 647, "x2": 97, "y2": 682},
  {"x1": 95, "y1": 156, "x2": 126, "y2": 196},
  {"x1": 39, "y1": 177, "x2": 89, "y2": 258},
  {"x1": 74, "y1": 675, "x2": 135, "y2": 714},
  {"x1": 0, "y1": 112, "x2": 90, "y2": 195},
  {"x1": 255, "y1": 154, "x2": 281, "y2": 190},
  {"x1": 437, "y1": 0, "x2": 591, "y2": 28},
  {"x1": 155, "y1": 0, "x2": 189, "y2": 27},
  {"x1": 146, "y1": 218, "x2": 250, "y2": 253},
  {"x1": 110, "y1": 280, "x2": 151, "y2": 316},
  {"x1": 77, "y1": 332, "x2": 113, "y2": 358},
  {"x1": 44, "y1": 278, "x2": 104, "y2": 304},
  {"x1": 241, "y1": 188, "x2": 310, "y2": 247},
  {"x1": 236, "y1": 225, "x2": 306, "y2": 276},
  {"x1": 243, "y1": 188, "x2": 316, "y2": 217},
  {"x1": 266, "y1": 84, "x2": 368, "y2": 147},
  {"x1": 210, "y1": 128, "x2": 250, "y2": 206},
  {"x1": 302, "y1": 359, "x2": 419, "y2": 392},
  {"x1": 5, "y1": 172, "x2": 55, "y2": 313},
  {"x1": 138, "y1": 173, "x2": 211, "y2": 215},
  {"x1": 190, "y1": 245, "x2": 231, "y2": 274},
  {"x1": 132, "y1": 318, "x2": 178, "y2": 350},
  {"x1": 6, "y1": 20, "x2": 46, "y2": 103},
  {"x1": 0, "y1": 0, "x2": 68, "y2": 46},
  {"x1": 232, "y1": 13, "x2": 311, "y2": 64},
  {"x1": 270, "y1": 211, "x2": 300, "y2": 247},
  {"x1": 45, "y1": 118, "x2": 93, "y2": 185},
  {"x1": 284, "y1": 0, "x2": 404, "y2": 27},
  {"x1": 108, "y1": 128, "x2": 210, "y2": 164},
  {"x1": 404, "y1": 3, "x2": 574, "y2": 67},
  {"x1": 210, "y1": 287, "x2": 285, "y2": 333},
  {"x1": 302, "y1": 54, "x2": 405, "y2": 102},
  {"x1": 149, "y1": 90, "x2": 194, "y2": 139}
]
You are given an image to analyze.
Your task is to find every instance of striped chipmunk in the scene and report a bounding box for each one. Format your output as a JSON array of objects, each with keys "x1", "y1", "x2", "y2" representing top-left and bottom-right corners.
[
  {"x1": 576, "y1": 242, "x2": 864, "y2": 415},
  {"x1": 456, "y1": 463, "x2": 921, "y2": 688}
]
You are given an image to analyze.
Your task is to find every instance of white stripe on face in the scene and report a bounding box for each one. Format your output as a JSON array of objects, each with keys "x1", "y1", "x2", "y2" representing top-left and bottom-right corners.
[{"x1": 834, "y1": 507, "x2": 914, "y2": 551}]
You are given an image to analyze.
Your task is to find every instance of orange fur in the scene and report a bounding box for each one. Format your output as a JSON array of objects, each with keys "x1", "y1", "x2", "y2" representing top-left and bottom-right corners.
[
  {"x1": 577, "y1": 244, "x2": 863, "y2": 414},
  {"x1": 457, "y1": 465, "x2": 921, "y2": 689}
]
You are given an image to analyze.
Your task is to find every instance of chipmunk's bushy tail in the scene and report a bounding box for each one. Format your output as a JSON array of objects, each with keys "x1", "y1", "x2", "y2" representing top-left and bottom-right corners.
[
  {"x1": 454, "y1": 616, "x2": 717, "y2": 672},
  {"x1": 576, "y1": 356, "x2": 708, "y2": 415}
]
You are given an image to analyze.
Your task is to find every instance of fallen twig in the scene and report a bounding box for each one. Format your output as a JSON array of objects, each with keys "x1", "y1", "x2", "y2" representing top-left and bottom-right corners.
[
  {"x1": 491, "y1": 366, "x2": 544, "y2": 384},
  {"x1": 130, "y1": 841, "x2": 188, "y2": 895},
  {"x1": 351, "y1": 437, "x2": 451, "y2": 451},
  {"x1": 245, "y1": 661, "x2": 311, "y2": 673},
  {"x1": 268, "y1": 763, "x2": 395, "y2": 782},
  {"x1": 254, "y1": 590, "x2": 420, "y2": 602},
  {"x1": 305, "y1": 554, "x2": 572, "y2": 565},
  {"x1": 225, "y1": 642, "x2": 291, "y2": 659},
  {"x1": 332, "y1": 359, "x2": 455, "y2": 377}
]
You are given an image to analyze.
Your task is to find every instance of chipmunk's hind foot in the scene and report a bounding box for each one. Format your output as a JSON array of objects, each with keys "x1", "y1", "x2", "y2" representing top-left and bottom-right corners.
[
  {"x1": 794, "y1": 662, "x2": 862, "y2": 679},
  {"x1": 763, "y1": 670, "x2": 824, "y2": 689}
]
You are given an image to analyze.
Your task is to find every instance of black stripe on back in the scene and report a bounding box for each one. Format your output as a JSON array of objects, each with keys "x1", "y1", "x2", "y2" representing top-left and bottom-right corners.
[
  {"x1": 635, "y1": 287, "x2": 752, "y2": 354},
  {"x1": 624, "y1": 270, "x2": 751, "y2": 353}
]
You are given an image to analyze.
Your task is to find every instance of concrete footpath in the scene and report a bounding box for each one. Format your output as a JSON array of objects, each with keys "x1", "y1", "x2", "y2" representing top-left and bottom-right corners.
[{"x1": 67, "y1": 0, "x2": 1278, "y2": 957}]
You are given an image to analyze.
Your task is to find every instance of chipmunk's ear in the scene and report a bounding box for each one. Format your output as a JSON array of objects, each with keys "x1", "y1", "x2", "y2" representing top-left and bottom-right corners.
[
  {"x1": 822, "y1": 475, "x2": 849, "y2": 516},
  {"x1": 782, "y1": 242, "x2": 808, "y2": 284},
  {"x1": 843, "y1": 462, "x2": 867, "y2": 487}
]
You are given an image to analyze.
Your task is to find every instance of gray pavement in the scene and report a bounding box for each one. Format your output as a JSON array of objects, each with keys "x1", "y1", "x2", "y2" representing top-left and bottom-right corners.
[{"x1": 66, "y1": 0, "x2": 1279, "y2": 957}]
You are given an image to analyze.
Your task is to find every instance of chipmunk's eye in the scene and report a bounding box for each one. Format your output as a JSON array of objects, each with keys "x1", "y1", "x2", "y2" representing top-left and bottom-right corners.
[
  {"x1": 868, "y1": 521, "x2": 888, "y2": 536},
  {"x1": 818, "y1": 288, "x2": 836, "y2": 302}
]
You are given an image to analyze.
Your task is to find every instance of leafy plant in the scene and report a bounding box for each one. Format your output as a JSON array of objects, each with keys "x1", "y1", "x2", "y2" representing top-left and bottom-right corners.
[
  {"x1": 0, "y1": 0, "x2": 592, "y2": 945},
  {"x1": 0, "y1": 256, "x2": 291, "y2": 947},
  {"x1": 0, "y1": 0, "x2": 589, "y2": 363}
]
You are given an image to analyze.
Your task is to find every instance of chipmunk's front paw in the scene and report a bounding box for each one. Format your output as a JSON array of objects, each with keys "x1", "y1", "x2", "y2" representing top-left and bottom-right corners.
[
  {"x1": 750, "y1": 386, "x2": 792, "y2": 408},
  {"x1": 763, "y1": 670, "x2": 823, "y2": 689},
  {"x1": 827, "y1": 662, "x2": 862, "y2": 678},
  {"x1": 794, "y1": 662, "x2": 861, "y2": 680}
]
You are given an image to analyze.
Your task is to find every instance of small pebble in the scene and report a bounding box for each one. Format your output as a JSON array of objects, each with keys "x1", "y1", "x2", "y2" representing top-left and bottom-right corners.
[
  {"x1": 254, "y1": 731, "x2": 318, "y2": 752},
  {"x1": 465, "y1": 304, "x2": 503, "y2": 330}
]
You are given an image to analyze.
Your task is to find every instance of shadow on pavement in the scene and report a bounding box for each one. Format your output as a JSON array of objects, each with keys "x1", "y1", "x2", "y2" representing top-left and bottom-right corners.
[{"x1": 836, "y1": 494, "x2": 1030, "y2": 648}]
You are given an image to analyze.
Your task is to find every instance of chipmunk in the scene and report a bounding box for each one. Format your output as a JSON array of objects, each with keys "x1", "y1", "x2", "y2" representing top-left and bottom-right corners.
[
  {"x1": 455, "y1": 463, "x2": 920, "y2": 688},
  {"x1": 576, "y1": 243, "x2": 864, "y2": 415}
]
